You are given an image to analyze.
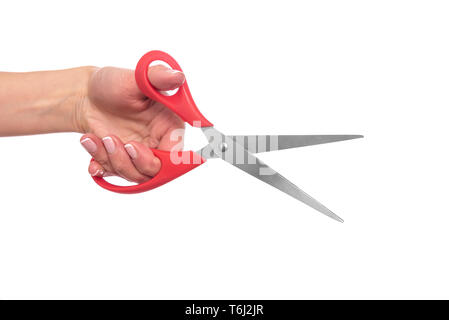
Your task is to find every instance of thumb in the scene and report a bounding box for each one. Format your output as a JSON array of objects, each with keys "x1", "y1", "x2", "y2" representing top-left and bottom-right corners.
[{"x1": 147, "y1": 64, "x2": 185, "y2": 91}]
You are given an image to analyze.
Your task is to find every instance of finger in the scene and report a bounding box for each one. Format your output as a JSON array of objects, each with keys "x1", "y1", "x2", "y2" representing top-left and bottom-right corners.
[
  {"x1": 88, "y1": 160, "x2": 105, "y2": 177},
  {"x1": 124, "y1": 142, "x2": 161, "y2": 177},
  {"x1": 80, "y1": 134, "x2": 112, "y2": 172},
  {"x1": 88, "y1": 161, "x2": 114, "y2": 177},
  {"x1": 148, "y1": 64, "x2": 185, "y2": 91},
  {"x1": 158, "y1": 126, "x2": 185, "y2": 151},
  {"x1": 102, "y1": 135, "x2": 149, "y2": 183},
  {"x1": 89, "y1": 67, "x2": 147, "y2": 106}
]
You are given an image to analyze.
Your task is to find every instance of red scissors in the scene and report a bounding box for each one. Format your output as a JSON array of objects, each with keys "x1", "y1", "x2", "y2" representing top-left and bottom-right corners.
[{"x1": 92, "y1": 50, "x2": 362, "y2": 222}]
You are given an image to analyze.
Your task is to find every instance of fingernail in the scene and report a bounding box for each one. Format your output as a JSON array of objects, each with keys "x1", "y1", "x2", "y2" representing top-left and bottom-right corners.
[
  {"x1": 124, "y1": 144, "x2": 137, "y2": 159},
  {"x1": 80, "y1": 137, "x2": 97, "y2": 154},
  {"x1": 102, "y1": 137, "x2": 115, "y2": 154},
  {"x1": 91, "y1": 169, "x2": 104, "y2": 177},
  {"x1": 168, "y1": 69, "x2": 183, "y2": 75}
]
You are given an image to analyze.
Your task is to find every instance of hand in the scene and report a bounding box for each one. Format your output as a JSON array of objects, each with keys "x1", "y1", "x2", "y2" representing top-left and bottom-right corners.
[{"x1": 78, "y1": 65, "x2": 186, "y2": 183}]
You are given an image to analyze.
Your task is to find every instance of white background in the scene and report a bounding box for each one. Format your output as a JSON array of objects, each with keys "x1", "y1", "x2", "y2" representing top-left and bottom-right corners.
[{"x1": 0, "y1": 0, "x2": 448, "y2": 299}]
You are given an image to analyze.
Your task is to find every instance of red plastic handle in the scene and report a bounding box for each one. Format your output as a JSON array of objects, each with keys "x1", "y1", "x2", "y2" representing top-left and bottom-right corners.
[
  {"x1": 135, "y1": 50, "x2": 213, "y2": 127},
  {"x1": 92, "y1": 149, "x2": 206, "y2": 194}
]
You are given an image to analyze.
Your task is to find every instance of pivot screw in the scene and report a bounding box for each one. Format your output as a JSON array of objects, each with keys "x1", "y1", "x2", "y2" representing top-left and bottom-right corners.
[{"x1": 219, "y1": 142, "x2": 228, "y2": 152}]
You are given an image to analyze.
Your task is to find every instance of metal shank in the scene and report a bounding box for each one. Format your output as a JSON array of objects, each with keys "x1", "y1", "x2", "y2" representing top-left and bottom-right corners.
[{"x1": 200, "y1": 135, "x2": 363, "y2": 158}]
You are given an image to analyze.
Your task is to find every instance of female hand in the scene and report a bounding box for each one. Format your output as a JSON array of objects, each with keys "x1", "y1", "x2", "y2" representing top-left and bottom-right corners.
[{"x1": 78, "y1": 65, "x2": 186, "y2": 183}]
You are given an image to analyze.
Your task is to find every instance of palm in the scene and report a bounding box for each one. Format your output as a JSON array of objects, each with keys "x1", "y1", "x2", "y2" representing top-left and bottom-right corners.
[
  {"x1": 86, "y1": 101, "x2": 183, "y2": 149},
  {"x1": 83, "y1": 66, "x2": 184, "y2": 150},
  {"x1": 79, "y1": 66, "x2": 185, "y2": 182}
]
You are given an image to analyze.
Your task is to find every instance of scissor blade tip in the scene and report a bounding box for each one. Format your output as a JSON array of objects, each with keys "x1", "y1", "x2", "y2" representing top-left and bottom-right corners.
[
  {"x1": 316, "y1": 208, "x2": 344, "y2": 223},
  {"x1": 336, "y1": 216, "x2": 344, "y2": 223},
  {"x1": 328, "y1": 212, "x2": 344, "y2": 223},
  {"x1": 335, "y1": 135, "x2": 364, "y2": 142}
]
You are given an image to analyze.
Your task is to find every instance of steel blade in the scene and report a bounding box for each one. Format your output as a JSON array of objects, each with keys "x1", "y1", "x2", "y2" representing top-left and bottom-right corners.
[
  {"x1": 229, "y1": 135, "x2": 363, "y2": 154},
  {"x1": 202, "y1": 127, "x2": 344, "y2": 222}
]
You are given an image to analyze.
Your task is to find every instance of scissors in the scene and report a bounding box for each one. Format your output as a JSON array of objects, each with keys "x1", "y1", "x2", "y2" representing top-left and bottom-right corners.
[{"x1": 92, "y1": 50, "x2": 362, "y2": 222}]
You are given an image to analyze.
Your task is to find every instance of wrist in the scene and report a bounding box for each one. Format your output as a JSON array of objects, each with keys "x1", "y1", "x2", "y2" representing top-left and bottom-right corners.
[{"x1": 61, "y1": 66, "x2": 98, "y2": 133}]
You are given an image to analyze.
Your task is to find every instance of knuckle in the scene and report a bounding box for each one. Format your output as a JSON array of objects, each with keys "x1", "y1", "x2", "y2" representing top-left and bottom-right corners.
[
  {"x1": 146, "y1": 137, "x2": 159, "y2": 148},
  {"x1": 113, "y1": 164, "x2": 128, "y2": 177},
  {"x1": 96, "y1": 158, "x2": 109, "y2": 167},
  {"x1": 135, "y1": 176, "x2": 150, "y2": 184},
  {"x1": 140, "y1": 164, "x2": 158, "y2": 177}
]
